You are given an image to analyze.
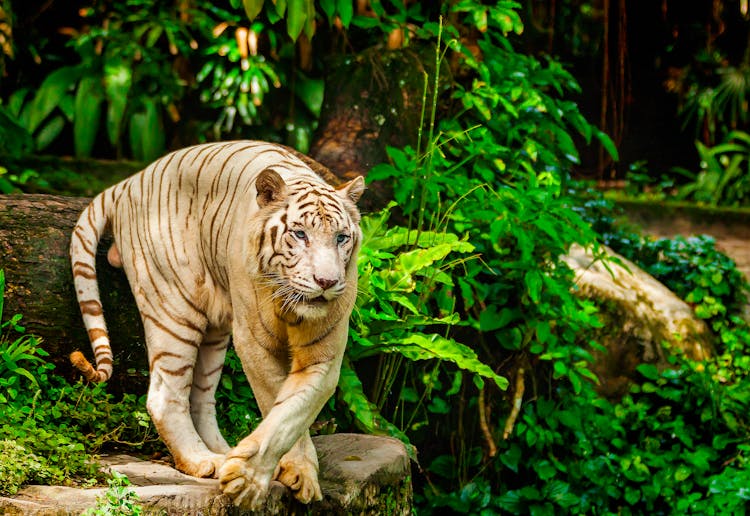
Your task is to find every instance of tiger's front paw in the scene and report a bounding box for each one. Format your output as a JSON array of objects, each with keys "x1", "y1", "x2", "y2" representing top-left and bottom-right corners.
[
  {"x1": 174, "y1": 451, "x2": 225, "y2": 478},
  {"x1": 275, "y1": 449, "x2": 322, "y2": 503},
  {"x1": 218, "y1": 440, "x2": 273, "y2": 509}
]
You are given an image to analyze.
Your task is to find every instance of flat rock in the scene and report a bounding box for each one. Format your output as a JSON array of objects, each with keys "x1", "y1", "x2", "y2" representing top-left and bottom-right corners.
[{"x1": 0, "y1": 433, "x2": 412, "y2": 515}]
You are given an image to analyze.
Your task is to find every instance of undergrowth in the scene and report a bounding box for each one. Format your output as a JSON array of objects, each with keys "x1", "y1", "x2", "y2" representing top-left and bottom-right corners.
[{"x1": 0, "y1": 270, "x2": 158, "y2": 496}]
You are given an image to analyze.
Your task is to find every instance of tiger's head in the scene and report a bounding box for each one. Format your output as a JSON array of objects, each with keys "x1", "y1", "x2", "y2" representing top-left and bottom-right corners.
[{"x1": 254, "y1": 168, "x2": 365, "y2": 320}]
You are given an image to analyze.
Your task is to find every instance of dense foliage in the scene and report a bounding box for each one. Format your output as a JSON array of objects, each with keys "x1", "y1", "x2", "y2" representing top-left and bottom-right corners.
[{"x1": 1, "y1": 1, "x2": 750, "y2": 515}]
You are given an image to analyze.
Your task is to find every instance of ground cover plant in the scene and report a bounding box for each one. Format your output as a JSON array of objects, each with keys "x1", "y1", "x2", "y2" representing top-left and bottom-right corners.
[{"x1": 0, "y1": 270, "x2": 160, "y2": 496}]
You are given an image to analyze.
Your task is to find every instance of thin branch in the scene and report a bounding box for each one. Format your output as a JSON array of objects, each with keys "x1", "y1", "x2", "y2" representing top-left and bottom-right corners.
[
  {"x1": 478, "y1": 386, "x2": 497, "y2": 457},
  {"x1": 503, "y1": 367, "x2": 526, "y2": 440}
]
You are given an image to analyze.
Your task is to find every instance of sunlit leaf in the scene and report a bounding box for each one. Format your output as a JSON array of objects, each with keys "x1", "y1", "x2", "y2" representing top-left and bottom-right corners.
[
  {"x1": 74, "y1": 75, "x2": 104, "y2": 158},
  {"x1": 104, "y1": 58, "x2": 133, "y2": 146},
  {"x1": 242, "y1": 0, "x2": 264, "y2": 21},
  {"x1": 286, "y1": 0, "x2": 307, "y2": 41},
  {"x1": 387, "y1": 333, "x2": 509, "y2": 390}
]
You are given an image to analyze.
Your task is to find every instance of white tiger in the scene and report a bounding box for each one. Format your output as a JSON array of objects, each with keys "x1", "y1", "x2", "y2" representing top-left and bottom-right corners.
[{"x1": 69, "y1": 141, "x2": 364, "y2": 508}]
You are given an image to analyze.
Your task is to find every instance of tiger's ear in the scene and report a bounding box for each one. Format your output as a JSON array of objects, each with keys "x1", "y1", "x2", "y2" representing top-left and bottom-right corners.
[
  {"x1": 256, "y1": 168, "x2": 287, "y2": 207},
  {"x1": 336, "y1": 176, "x2": 365, "y2": 204}
]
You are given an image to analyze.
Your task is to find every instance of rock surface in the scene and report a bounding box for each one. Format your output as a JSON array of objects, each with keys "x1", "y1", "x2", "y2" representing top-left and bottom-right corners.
[
  {"x1": 0, "y1": 434, "x2": 412, "y2": 515},
  {"x1": 562, "y1": 244, "x2": 714, "y2": 397}
]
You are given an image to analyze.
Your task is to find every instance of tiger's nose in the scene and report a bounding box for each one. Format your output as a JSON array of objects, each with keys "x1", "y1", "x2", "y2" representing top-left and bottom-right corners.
[{"x1": 314, "y1": 276, "x2": 337, "y2": 290}]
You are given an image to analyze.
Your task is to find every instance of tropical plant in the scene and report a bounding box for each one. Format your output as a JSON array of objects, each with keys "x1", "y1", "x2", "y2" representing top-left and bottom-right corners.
[
  {"x1": 671, "y1": 130, "x2": 750, "y2": 207},
  {"x1": 0, "y1": 269, "x2": 159, "y2": 495},
  {"x1": 678, "y1": 58, "x2": 750, "y2": 146},
  {"x1": 338, "y1": 5, "x2": 613, "y2": 502},
  {"x1": 81, "y1": 471, "x2": 144, "y2": 516},
  {"x1": 4, "y1": 0, "x2": 194, "y2": 160}
]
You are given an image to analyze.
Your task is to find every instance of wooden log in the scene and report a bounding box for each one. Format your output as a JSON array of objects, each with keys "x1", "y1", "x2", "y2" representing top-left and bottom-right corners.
[{"x1": 0, "y1": 194, "x2": 147, "y2": 392}]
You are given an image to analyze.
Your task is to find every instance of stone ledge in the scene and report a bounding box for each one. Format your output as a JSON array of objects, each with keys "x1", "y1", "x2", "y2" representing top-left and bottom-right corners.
[{"x1": 0, "y1": 434, "x2": 412, "y2": 515}]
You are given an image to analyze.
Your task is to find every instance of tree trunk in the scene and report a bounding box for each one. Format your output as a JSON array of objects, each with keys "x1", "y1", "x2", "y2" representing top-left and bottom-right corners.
[
  {"x1": 0, "y1": 194, "x2": 147, "y2": 392},
  {"x1": 309, "y1": 44, "x2": 438, "y2": 212}
]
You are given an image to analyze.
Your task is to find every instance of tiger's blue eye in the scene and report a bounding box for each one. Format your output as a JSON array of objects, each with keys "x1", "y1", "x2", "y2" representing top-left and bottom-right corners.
[
  {"x1": 293, "y1": 230, "x2": 307, "y2": 240},
  {"x1": 336, "y1": 234, "x2": 350, "y2": 245}
]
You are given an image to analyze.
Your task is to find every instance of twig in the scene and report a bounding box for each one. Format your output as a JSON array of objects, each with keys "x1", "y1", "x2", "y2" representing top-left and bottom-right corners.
[
  {"x1": 478, "y1": 386, "x2": 497, "y2": 457},
  {"x1": 503, "y1": 367, "x2": 526, "y2": 440}
]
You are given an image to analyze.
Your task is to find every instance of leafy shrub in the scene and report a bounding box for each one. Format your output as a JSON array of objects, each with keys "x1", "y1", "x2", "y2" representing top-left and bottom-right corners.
[
  {"x1": 81, "y1": 471, "x2": 144, "y2": 516},
  {"x1": 672, "y1": 130, "x2": 750, "y2": 207},
  {"x1": 0, "y1": 270, "x2": 158, "y2": 493},
  {"x1": 4, "y1": 0, "x2": 192, "y2": 160},
  {"x1": 339, "y1": 5, "x2": 611, "y2": 507},
  {"x1": 0, "y1": 439, "x2": 43, "y2": 496}
]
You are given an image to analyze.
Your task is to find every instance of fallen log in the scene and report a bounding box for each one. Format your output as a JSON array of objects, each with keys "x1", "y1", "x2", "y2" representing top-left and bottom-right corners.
[
  {"x1": 0, "y1": 195, "x2": 718, "y2": 399},
  {"x1": 0, "y1": 194, "x2": 146, "y2": 391}
]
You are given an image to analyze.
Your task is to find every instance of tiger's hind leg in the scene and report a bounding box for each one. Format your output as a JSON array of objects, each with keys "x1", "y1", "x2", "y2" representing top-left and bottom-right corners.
[
  {"x1": 190, "y1": 326, "x2": 231, "y2": 454},
  {"x1": 143, "y1": 316, "x2": 225, "y2": 478}
]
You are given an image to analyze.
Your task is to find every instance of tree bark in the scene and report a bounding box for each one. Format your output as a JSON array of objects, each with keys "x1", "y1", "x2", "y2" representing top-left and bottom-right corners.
[
  {"x1": 309, "y1": 44, "x2": 437, "y2": 212},
  {"x1": 0, "y1": 194, "x2": 147, "y2": 392}
]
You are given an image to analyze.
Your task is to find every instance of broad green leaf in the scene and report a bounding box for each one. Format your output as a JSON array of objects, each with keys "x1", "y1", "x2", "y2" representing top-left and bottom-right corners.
[
  {"x1": 294, "y1": 75, "x2": 324, "y2": 117},
  {"x1": 27, "y1": 65, "x2": 82, "y2": 133},
  {"x1": 139, "y1": 98, "x2": 165, "y2": 162},
  {"x1": 319, "y1": 0, "x2": 335, "y2": 23},
  {"x1": 242, "y1": 0, "x2": 264, "y2": 21},
  {"x1": 390, "y1": 333, "x2": 509, "y2": 390},
  {"x1": 635, "y1": 363, "x2": 659, "y2": 380},
  {"x1": 337, "y1": 0, "x2": 353, "y2": 27},
  {"x1": 104, "y1": 59, "x2": 133, "y2": 146},
  {"x1": 34, "y1": 115, "x2": 65, "y2": 151},
  {"x1": 595, "y1": 127, "x2": 619, "y2": 161},
  {"x1": 129, "y1": 111, "x2": 145, "y2": 161},
  {"x1": 304, "y1": 0, "x2": 316, "y2": 39},
  {"x1": 7, "y1": 88, "x2": 29, "y2": 118},
  {"x1": 286, "y1": 0, "x2": 307, "y2": 41},
  {"x1": 74, "y1": 75, "x2": 104, "y2": 158},
  {"x1": 274, "y1": 0, "x2": 288, "y2": 17},
  {"x1": 398, "y1": 242, "x2": 464, "y2": 275}
]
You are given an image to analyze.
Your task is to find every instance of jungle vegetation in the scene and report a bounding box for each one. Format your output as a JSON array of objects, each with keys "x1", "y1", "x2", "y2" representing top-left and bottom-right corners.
[{"x1": 1, "y1": 1, "x2": 750, "y2": 514}]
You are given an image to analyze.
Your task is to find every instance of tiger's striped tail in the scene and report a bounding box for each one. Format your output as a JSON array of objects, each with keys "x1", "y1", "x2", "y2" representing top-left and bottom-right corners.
[{"x1": 69, "y1": 191, "x2": 114, "y2": 383}]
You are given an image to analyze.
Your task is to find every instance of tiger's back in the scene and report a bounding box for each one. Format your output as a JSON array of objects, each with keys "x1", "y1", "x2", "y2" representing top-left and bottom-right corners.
[{"x1": 70, "y1": 141, "x2": 365, "y2": 508}]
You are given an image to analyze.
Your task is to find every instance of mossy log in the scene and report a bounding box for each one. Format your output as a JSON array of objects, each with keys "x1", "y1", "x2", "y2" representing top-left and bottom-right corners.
[{"x1": 0, "y1": 194, "x2": 147, "y2": 392}]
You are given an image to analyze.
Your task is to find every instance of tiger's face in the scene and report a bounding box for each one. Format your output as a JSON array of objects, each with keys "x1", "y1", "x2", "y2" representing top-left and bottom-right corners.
[{"x1": 255, "y1": 168, "x2": 364, "y2": 319}]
